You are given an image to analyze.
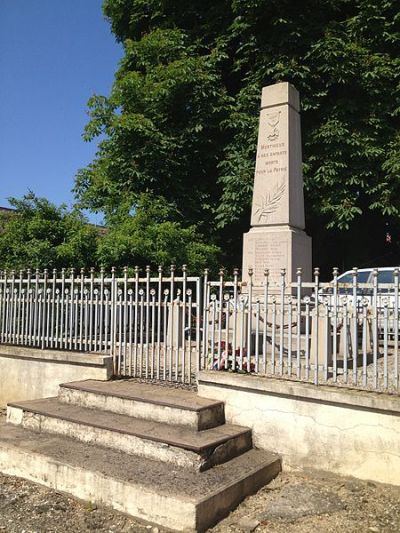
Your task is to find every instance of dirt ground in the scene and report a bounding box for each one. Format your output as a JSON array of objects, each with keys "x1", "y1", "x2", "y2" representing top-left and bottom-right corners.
[{"x1": 1, "y1": 468, "x2": 400, "y2": 533}]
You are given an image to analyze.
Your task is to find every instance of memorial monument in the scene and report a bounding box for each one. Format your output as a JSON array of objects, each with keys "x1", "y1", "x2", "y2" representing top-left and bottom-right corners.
[{"x1": 242, "y1": 82, "x2": 312, "y2": 290}]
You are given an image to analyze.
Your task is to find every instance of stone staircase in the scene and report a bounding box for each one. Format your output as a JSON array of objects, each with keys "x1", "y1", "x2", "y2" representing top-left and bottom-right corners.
[{"x1": 0, "y1": 379, "x2": 280, "y2": 531}]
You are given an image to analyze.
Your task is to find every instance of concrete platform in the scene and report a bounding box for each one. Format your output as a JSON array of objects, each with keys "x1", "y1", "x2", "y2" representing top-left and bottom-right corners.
[
  {"x1": 59, "y1": 379, "x2": 225, "y2": 430},
  {"x1": 0, "y1": 418, "x2": 281, "y2": 532},
  {"x1": 7, "y1": 398, "x2": 252, "y2": 471}
]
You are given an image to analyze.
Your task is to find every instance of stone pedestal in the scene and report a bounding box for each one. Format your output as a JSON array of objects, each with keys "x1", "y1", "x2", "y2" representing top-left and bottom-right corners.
[
  {"x1": 310, "y1": 305, "x2": 333, "y2": 368},
  {"x1": 242, "y1": 225, "x2": 312, "y2": 291}
]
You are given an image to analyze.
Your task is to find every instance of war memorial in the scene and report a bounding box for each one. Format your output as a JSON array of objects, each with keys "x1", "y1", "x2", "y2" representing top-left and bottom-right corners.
[{"x1": 0, "y1": 83, "x2": 400, "y2": 531}]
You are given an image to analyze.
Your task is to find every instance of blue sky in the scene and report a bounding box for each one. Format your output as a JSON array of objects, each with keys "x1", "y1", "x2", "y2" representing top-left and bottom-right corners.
[{"x1": 0, "y1": 0, "x2": 123, "y2": 223}]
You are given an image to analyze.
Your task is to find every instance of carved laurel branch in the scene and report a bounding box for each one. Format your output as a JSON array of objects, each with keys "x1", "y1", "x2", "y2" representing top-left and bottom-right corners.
[{"x1": 254, "y1": 180, "x2": 285, "y2": 222}]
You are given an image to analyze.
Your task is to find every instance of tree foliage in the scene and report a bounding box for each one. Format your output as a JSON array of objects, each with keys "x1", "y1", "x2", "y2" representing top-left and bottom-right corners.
[
  {"x1": 0, "y1": 194, "x2": 99, "y2": 271},
  {"x1": 0, "y1": 193, "x2": 219, "y2": 273},
  {"x1": 75, "y1": 0, "x2": 400, "y2": 273},
  {"x1": 97, "y1": 194, "x2": 220, "y2": 273}
]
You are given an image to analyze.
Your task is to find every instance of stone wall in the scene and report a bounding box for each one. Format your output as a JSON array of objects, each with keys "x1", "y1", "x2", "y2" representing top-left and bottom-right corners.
[
  {"x1": 198, "y1": 371, "x2": 400, "y2": 486},
  {"x1": 0, "y1": 345, "x2": 113, "y2": 406}
]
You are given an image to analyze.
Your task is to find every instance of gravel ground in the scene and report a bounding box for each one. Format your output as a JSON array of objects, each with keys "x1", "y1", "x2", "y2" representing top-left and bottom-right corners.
[
  {"x1": 1, "y1": 468, "x2": 400, "y2": 532},
  {"x1": 212, "y1": 469, "x2": 400, "y2": 533}
]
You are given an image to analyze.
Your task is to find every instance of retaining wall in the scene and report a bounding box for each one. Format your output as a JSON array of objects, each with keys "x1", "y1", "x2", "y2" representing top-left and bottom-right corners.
[
  {"x1": 0, "y1": 345, "x2": 113, "y2": 406},
  {"x1": 198, "y1": 371, "x2": 400, "y2": 485}
]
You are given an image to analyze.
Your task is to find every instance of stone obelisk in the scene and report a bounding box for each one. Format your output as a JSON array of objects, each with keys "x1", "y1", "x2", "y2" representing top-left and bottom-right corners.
[{"x1": 242, "y1": 82, "x2": 312, "y2": 290}]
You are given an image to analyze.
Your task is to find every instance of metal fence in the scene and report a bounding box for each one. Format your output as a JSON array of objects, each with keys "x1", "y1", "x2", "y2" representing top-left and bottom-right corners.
[
  {"x1": 1, "y1": 266, "x2": 400, "y2": 393},
  {"x1": 204, "y1": 267, "x2": 400, "y2": 393},
  {"x1": 0, "y1": 266, "x2": 201, "y2": 383}
]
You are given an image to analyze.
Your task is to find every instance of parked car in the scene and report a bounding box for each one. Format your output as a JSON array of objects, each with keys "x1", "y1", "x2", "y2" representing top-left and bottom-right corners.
[{"x1": 318, "y1": 267, "x2": 400, "y2": 307}]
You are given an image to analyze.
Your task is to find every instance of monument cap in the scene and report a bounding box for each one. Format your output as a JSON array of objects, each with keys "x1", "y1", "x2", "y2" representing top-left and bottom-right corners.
[{"x1": 261, "y1": 82, "x2": 300, "y2": 112}]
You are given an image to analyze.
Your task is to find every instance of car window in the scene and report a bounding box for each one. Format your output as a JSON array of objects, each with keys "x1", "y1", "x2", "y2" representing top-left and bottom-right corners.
[
  {"x1": 357, "y1": 271, "x2": 371, "y2": 283},
  {"x1": 377, "y1": 271, "x2": 394, "y2": 284},
  {"x1": 338, "y1": 271, "x2": 370, "y2": 283}
]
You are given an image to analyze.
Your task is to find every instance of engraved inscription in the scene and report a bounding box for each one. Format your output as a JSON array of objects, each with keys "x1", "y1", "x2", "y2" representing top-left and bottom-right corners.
[{"x1": 252, "y1": 237, "x2": 288, "y2": 286}]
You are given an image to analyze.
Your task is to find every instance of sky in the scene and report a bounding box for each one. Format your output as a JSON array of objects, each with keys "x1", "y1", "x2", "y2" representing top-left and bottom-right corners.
[{"x1": 0, "y1": 0, "x2": 123, "y2": 223}]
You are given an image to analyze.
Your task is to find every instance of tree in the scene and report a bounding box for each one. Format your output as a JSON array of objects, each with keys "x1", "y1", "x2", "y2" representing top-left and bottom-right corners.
[
  {"x1": 0, "y1": 194, "x2": 99, "y2": 271},
  {"x1": 76, "y1": 0, "x2": 400, "y2": 275},
  {"x1": 97, "y1": 194, "x2": 220, "y2": 273}
]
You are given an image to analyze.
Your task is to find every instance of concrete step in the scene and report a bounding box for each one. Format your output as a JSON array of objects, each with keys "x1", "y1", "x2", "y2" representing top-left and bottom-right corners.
[
  {"x1": 7, "y1": 398, "x2": 252, "y2": 471},
  {"x1": 0, "y1": 418, "x2": 280, "y2": 532},
  {"x1": 59, "y1": 379, "x2": 225, "y2": 430}
]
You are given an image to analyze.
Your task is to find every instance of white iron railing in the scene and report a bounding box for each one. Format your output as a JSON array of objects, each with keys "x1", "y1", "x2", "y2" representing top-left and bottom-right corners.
[
  {"x1": 0, "y1": 266, "x2": 201, "y2": 383},
  {"x1": 203, "y1": 267, "x2": 400, "y2": 393},
  {"x1": 0, "y1": 266, "x2": 399, "y2": 392}
]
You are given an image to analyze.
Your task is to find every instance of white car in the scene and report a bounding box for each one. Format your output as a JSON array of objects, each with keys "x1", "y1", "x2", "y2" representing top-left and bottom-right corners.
[{"x1": 319, "y1": 267, "x2": 400, "y2": 308}]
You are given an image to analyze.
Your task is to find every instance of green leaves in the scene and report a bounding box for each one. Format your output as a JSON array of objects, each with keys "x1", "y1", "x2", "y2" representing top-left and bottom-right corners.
[
  {"x1": 74, "y1": 0, "x2": 400, "y2": 271},
  {"x1": 0, "y1": 194, "x2": 99, "y2": 271},
  {"x1": 97, "y1": 194, "x2": 220, "y2": 273}
]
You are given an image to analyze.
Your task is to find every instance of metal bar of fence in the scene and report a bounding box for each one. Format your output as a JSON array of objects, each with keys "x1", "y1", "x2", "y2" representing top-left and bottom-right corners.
[
  {"x1": 332, "y1": 267, "x2": 338, "y2": 382},
  {"x1": 247, "y1": 269, "x2": 253, "y2": 373},
  {"x1": 313, "y1": 268, "x2": 320, "y2": 385},
  {"x1": 352, "y1": 267, "x2": 358, "y2": 386},
  {"x1": 296, "y1": 268, "x2": 301, "y2": 379},
  {"x1": 145, "y1": 266, "x2": 150, "y2": 379},
  {"x1": 195, "y1": 275, "x2": 201, "y2": 379},
  {"x1": 157, "y1": 266, "x2": 162, "y2": 380},
  {"x1": 217, "y1": 268, "x2": 223, "y2": 368},
  {"x1": 279, "y1": 269, "x2": 285, "y2": 377},
  {"x1": 394, "y1": 268, "x2": 399, "y2": 390},
  {"x1": 372, "y1": 269, "x2": 378, "y2": 389}
]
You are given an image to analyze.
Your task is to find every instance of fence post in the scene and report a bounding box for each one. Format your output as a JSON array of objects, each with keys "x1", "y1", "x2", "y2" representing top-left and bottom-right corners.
[
  {"x1": 372, "y1": 268, "x2": 378, "y2": 388},
  {"x1": 313, "y1": 267, "x2": 320, "y2": 385},
  {"x1": 279, "y1": 268, "x2": 285, "y2": 376},
  {"x1": 332, "y1": 267, "x2": 338, "y2": 381},
  {"x1": 263, "y1": 268, "x2": 269, "y2": 374},
  {"x1": 394, "y1": 268, "x2": 399, "y2": 389},
  {"x1": 232, "y1": 268, "x2": 239, "y2": 372},
  {"x1": 296, "y1": 267, "x2": 302, "y2": 378},
  {"x1": 352, "y1": 267, "x2": 358, "y2": 385},
  {"x1": 247, "y1": 268, "x2": 253, "y2": 372},
  {"x1": 195, "y1": 272, "x2": 201, "y2": 377},
  {"x1": 110, "y1": 266, "x2": 116, "y2": 370},
  {"x1": 157, "y1": 265, "x2": 162, "y2": 380},
  {"x1": 202, "y1": 268, "x2": 209, "y2": 370},
  {"x1": 145, "y1": 265, "x2": 151, "y2": 378},
  {"x1": 182, "y1": 264, "x2": 187, "y2": 382}
]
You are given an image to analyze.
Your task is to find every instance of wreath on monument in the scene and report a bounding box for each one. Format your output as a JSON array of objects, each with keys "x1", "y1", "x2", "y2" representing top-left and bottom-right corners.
[{"x1": 254, "y1": 180, "x2": 285, "y2": 222}]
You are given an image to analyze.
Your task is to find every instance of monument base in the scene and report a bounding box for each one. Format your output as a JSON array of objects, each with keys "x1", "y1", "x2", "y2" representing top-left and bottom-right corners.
[{"x1": 242, "y1": 225, "x2": 312, "y2": 292}]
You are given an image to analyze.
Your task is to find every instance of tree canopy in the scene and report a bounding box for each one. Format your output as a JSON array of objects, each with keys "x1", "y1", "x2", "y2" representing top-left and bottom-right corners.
[
  {"x1": 0, "y1": 193, "x2": 219, "y2": 273},
  {"x1": 0, "y1": 194, "x2": 99, "y2": 271},
  {"x1": 73, "y1": 0, "x2": 399, "y2": 273},
  {"x1": 97, "y1": 194, "x2": 220, "y2": 273}
]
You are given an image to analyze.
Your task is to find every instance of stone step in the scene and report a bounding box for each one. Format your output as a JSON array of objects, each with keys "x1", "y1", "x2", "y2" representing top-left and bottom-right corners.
[
  {"x1": 58, "y1": 379, "x2": 225, "y2": 430},
  {"x1": 0, "y1": 418, "x2": 280, "y2": 532},
  {"x1": 7, "y1": 398, "x2": 252, "y2": 472}
]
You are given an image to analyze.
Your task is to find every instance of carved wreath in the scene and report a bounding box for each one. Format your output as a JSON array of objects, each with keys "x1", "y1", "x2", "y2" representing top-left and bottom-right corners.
[{"x1": 254, "y1": 181, "x2": 285, "y2": 222}]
